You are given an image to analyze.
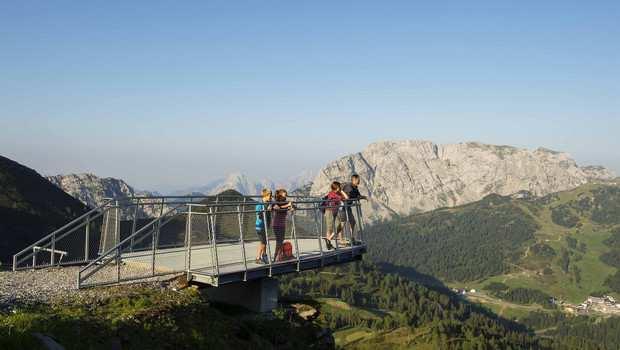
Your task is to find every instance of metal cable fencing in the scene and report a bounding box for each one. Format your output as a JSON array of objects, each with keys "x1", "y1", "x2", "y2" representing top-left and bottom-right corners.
[{"x1": 12, "y1": 194, "x2": 367, "y2": 288}]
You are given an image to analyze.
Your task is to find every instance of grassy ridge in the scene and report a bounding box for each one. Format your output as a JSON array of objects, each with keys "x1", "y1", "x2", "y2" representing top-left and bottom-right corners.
[{"x1": 0, "y1": 285, "x2": 328, "y2": 350}]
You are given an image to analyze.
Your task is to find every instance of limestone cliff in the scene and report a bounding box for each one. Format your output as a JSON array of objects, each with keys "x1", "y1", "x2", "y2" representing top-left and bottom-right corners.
[{"x1": 310, "y1": 140, "x2": 615, "y2": 221}]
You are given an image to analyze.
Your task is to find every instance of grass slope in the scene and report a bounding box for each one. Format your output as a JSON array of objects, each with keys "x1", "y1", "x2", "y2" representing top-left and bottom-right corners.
[{"x1": 0, "y1": 285, "x2": 329, "y2": 350}]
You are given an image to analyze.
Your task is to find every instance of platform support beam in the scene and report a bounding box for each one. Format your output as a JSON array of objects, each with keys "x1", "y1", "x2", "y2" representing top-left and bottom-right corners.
[{"x1": 205, "y1": 278, "x2": 279, "y2": 313}]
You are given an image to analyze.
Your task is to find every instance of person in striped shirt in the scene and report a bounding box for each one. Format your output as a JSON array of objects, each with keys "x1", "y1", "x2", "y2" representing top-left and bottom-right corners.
[{"x1": 271, "y1": 188, "x2": 294, "y2": 262}]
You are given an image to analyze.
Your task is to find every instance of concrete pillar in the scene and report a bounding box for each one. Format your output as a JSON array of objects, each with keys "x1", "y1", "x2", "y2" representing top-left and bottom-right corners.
[{"x1": 205, "y1": 278, "x2": 279, "y2": 313}]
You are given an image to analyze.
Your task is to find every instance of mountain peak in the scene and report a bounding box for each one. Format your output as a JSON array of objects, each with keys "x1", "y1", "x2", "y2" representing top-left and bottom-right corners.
[{"x1": 310, "y1": 140, "x2": 615, "y2": 222}]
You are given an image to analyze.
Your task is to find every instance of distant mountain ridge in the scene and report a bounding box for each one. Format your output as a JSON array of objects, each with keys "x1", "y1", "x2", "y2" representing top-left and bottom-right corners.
[
  {"x1": 171, "y1": 170, "x2": 316, "y2": 196},
  {"x1": 46, "y1": 173, "x2": 165, "y2": 217},
  {"x1": 46, "y1": 171, "x2": 317, "y2": 213},
  {"x1": 310, "y1": 140, "x2": 616, "y2": 221},
  {"x1": 46, "y1": 174, "x2": 151, "y2": 208}
]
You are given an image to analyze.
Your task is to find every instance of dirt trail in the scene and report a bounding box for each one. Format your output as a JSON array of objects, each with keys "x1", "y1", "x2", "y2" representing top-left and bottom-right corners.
[{"x1": 466, "y1": 292, "x2": 544, "y2": 313}]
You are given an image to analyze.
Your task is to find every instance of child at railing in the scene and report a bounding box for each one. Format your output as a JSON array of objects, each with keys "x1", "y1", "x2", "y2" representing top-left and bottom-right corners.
[
  {"x1": 323, "y1": 181, "x2": 348, "y2": 250},
  {"x1": 271, "y1": 189, "x2": 294, "y2": 262},
  {"x1": 255, "y1": 189, "x2": 272, "y2": 264}
]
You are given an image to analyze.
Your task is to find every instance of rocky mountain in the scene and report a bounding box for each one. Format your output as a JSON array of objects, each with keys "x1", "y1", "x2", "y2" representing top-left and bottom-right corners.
[
  {"x1": 174, "y1": 172, "x2": 276, "y2": 196},
  {"x1": 46, "y1": 174, "x2": 138, "y2": 208},
  {"x1": 581, "y1": 165, "x2": 617, "y2": 182},
  {"x1": 310, "y1": 140, "x2": 616, "y2": 221},
  {"x1": 173, "y1": 170, "x2": 316, "y2": 196},
  {"x1": 0, "y1": 156, "x2": 88, "y2": 265},
  {"x1": 46, "y1": 174, "x2": 164, "y2": 217}
]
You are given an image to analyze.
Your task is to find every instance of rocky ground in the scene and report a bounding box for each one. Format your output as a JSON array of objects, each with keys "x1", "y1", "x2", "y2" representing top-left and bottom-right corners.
[
  {"x1": 0, "y1": 267, "x2": 333, "y2": 350},
  {"x1": 0, "y1": 266, "x2": 183, "y2": 312}
]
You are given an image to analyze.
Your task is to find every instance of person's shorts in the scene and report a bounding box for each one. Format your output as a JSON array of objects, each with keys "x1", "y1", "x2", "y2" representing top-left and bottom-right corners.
[
  {"x1": 338, "y1": 207, "x2": 356, "y2": 226},
  {"x1": 256, "y1": 228, "x2": 267, "y2": 245},
  {"x1": 325, "y1": 211, "x2": 338, "y2": 232}
]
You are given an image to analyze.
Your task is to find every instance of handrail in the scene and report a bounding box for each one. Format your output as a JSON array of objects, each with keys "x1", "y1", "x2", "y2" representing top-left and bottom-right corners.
[
  {"x1": 187, "y1": 199, "x2": 361, "y2": 208},
  {"x1": 79, "y1": 202, "x2": 186, "y2": 274},
  {"x1": 13, "y1": 199, "x2": 113, "y2": 258},
  {"x1": 13, "y1": 199, "x2": 114, "y2": 271},
  {"x1": 103, "y1": 194, "x2": 323, "y2": 200},
  {"x1": 77, "y1": 204, "x2": 186, "y2": 285},
  {"x1": 20, "y1": 193, "x2": 369, "y2": 289}
]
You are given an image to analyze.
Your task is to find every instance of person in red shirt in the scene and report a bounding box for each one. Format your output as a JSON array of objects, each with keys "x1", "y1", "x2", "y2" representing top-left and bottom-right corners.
[{"x1": 323, "y1": 181, "x2": 348, "y2": 250}]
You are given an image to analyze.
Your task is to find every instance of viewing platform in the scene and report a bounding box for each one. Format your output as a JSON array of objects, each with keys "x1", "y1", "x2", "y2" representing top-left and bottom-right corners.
[{"x1": 12, "y1": 193, "x2": 368, "y2": 295}]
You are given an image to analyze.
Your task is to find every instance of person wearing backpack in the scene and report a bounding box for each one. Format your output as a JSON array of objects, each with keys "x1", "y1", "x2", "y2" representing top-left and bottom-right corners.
[
  {"x1": 254, "y1": 189, "x2": 272, "y2": 264},
  {"x1": 271, "y1": 189, "x2": 294, "y2": 262},
  {"x1": 323, "y1": 181, "x2": 348, "y2": 250}
]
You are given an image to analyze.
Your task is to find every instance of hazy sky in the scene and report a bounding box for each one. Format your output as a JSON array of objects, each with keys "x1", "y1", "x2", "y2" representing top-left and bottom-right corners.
[{"x1": 1, "y1": 1, "x2": 618, "y2": 191}]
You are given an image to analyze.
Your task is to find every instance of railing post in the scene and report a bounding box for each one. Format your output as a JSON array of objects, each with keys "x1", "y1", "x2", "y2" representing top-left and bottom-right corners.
[
  {"x1": 185, "y1": 206, "x2": 192, "y2": 272},
  {"x1": 85, "y1": 217, "x2": 90, "y2": 261},
  {"x1": 291, "y1": 211, "x2": 301, "y2": 271},
  {"x1": 207, "y1": 208, "x2": 216, "y2": 276},
  {"x1": 151, "y1": 221, "x2": 158, "y2": 276},
  {"x1": 333, "y1": 204, "x2": 340, "y2": 253},
  {"x1": 314, "y1": 203, "x2": 324, "y2": 267},
  {"x1": 114, "y1": 201, "x2": 120, "y2": 247},
  {"x1": 262, "y1": 208, "x2": 273, "y2": 277},
  {"x1": 130, "y1": 198, "x2": 140, "y2": 251},
  {"x1": 50, "y1": 233, "x2": 56, "y2": 266},
  {"x1": 209, "y1": 208, "x2": 220, "y2": 278},
  {"x1": 99, "y1": 207, "x2": 110, "y2": 256},
  {"x1": 356, "y1": 202, "x2": 365, "y2": 243},
  {"x1": 238, "y1": 201, "x2": 248, "y2": 281},
  {"x1": 344, "y1": 202, "x2": 354, "y2": 259},
  {"x1": 12, "y1": 255, "x2": 17, "y2": 272},
  {"x1": 116, "y1": 246, "x2": 121, "y2": 283}
]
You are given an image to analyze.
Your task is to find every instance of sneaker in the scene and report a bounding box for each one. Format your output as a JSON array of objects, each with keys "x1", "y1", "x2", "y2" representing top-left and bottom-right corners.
[
  {"x1": 330, "y1": 241, "x2": 337, "y2": 250},
  {"x1": 324, "y1": 238, "x2": 334, "y2": 250}
]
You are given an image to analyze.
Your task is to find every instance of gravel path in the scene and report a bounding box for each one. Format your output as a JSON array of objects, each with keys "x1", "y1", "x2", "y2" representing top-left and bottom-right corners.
[{"x1": 0, "y1": 266, "x2": 184, "y2": 312}]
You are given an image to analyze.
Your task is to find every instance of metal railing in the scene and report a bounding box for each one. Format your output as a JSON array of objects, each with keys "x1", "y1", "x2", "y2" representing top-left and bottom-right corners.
[
  {"x1": 12, "y1": 199, "x2": 114, "y2": 271},
  {"x1": 75, "y1": 195, "x2": 367, "y2": 288},
  {"x1": 12, "y1": 195, "x2": 258, "y2": 271}
]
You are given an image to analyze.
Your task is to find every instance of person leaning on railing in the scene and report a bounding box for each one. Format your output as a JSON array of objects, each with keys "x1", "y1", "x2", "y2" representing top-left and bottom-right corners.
[
  {"x1": 337, "y1": 174, "x2": 367, "y2": 245},
  {"x1": 255, "y1": 189, "x2": 273, "y2": 264},
  {"x1": 323, "y1": 181, "x2": 348, "y2": 250},
  {"x1": 271, "y1": 189, "x2": 294, "y2": 262}
]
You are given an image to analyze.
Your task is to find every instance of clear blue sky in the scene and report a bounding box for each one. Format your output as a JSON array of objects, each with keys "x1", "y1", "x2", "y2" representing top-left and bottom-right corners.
[{"x1": 1, "y1": 1, "x2": 618, "y2": 191}]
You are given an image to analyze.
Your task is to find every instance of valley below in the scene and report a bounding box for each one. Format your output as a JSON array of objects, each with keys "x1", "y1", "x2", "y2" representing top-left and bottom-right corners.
[{"x1": 2, "y1": 147, "x2": 620, "y2": 349}]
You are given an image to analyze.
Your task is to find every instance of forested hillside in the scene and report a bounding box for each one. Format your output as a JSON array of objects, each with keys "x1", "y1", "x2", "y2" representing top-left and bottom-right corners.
[
  {"x1": 0, "y1": 156, "x2": 88, "y2": 265},
  {"x1": 365, "y1": 183, "x2": 620, "y2": 303},
  {"x1": 280, "y1": 262, "x2": 620, "y2": 349},
  {"x1": 280, "y1": 262, "x2": 542, "y2": 349}
]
